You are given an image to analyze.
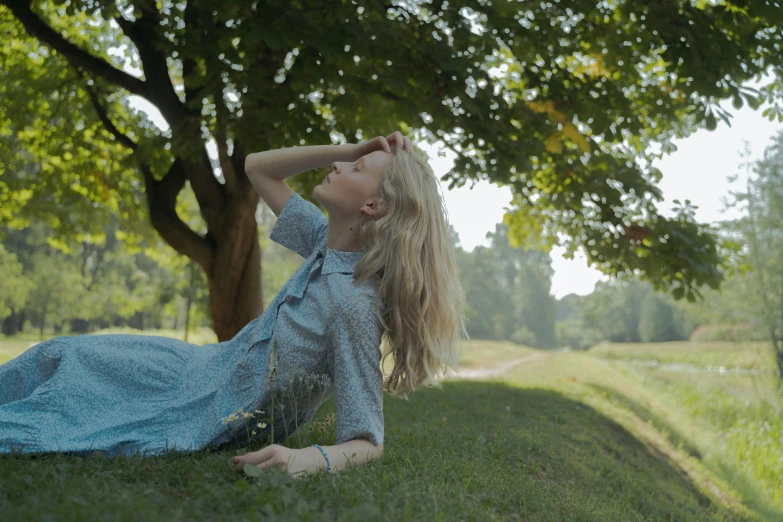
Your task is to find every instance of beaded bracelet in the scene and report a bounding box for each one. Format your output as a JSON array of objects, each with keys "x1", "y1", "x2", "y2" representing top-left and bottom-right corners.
[{"x1": 312, "y1": 443, "x2": 331, "y2": 473}]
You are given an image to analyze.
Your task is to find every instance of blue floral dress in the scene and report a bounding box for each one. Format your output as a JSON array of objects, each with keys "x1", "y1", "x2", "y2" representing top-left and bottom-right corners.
[{"x1": 0, "y1": 193, "x2": 385, "y2": 459}]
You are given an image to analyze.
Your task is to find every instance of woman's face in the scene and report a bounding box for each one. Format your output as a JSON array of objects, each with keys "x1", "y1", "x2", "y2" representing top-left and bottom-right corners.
[{"x1": 314, "y1": 150, "x2": 391, "y2": 217}]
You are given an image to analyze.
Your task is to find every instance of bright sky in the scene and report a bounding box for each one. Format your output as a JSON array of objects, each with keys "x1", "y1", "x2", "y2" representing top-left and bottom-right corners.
[
  {"x1": 128, "y1": 78, "x2": 783, "y2": 299},
  {"x1": 432, "y1": 89, "x2": 783, "y2": 298}
]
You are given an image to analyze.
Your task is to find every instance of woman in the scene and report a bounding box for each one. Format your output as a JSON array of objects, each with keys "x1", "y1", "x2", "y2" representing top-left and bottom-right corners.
[{"x1": 0, "y1": 131, "x2": 469, "y2": 478}]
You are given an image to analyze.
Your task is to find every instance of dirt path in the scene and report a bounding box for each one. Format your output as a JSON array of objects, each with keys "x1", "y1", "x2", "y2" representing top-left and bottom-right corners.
[{"x1": 439, "y1": 352, "x2": 547, "y2": 381}]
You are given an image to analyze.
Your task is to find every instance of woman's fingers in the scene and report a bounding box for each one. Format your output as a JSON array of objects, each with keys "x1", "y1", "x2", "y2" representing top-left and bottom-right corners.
[
  {"x1": 232, "y1": 447, "x2": 271, "y2": 471},
  {"x1": 384, "y1": 131, "x2": 401, "y2": 149},
  {"x1": 376, "y1": 136, "x2": 391, "y2": 153},
  {"x1": 384, "y1": 131, "x2": 412, "y2": 152}
]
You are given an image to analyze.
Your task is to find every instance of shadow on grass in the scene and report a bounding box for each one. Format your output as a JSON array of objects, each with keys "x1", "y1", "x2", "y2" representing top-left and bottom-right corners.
[
  {"x1": 386, "y1": 380, "x2": 776, "y2": 521},
  {"x1": 583, "y1": 382, "x2": 704, "y2": 459},
  {"x1": 580, "y1": 381, "x2": 783, "y2": 521},
  {"x1": 0, "y1": 380, "x2": 779, "y2": 521}
]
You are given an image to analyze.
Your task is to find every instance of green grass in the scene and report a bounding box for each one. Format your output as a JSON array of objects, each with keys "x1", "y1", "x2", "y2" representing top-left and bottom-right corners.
[
  {"x1": 581, "y1": 342, "x2": 783, "y2": 518},
  {"x1": 1, "y1": 336, "x2": 781, "y2": 520},
  {"x1": 453, "y1": 339, "x2": 537, "y2": 368},
  {"x1": 608, "y1": 363, "x2": 783, "y2": 512},
  {"x1": 587, "y1": 341, "x2": 778, "y2": 371},
  {"x1": 0, "y1": 327, "x2": 218, "y2": 365}
]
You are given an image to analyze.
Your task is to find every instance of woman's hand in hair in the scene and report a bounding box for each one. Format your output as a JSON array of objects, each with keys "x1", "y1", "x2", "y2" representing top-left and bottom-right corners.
[
  {"x1": 351, "y1": 132, "x2": 412, "y2": 161},
  {"x1": 352, "y1": 135, "x2": 391, "y2": 160},
  {"x1": 384, "y1": 131, "x2": 413, "y2": 153}
]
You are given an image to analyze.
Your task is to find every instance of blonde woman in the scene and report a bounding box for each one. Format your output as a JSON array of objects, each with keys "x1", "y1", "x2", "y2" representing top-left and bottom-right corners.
[{"x1": 0, "y1": 131, "x2": 469, "y2": 478}]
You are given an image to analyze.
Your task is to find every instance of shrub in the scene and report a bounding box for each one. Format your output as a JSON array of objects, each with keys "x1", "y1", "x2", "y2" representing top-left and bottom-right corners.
[
  {"x1": 554, "y1": 319, "x2": 605, "y2": 350},
  {"x1": 510, "y1": 326, "x2": 537, "y2": 347},
  {"x1": 689, "y1": 323, "x2": 771, "y2": 342}
]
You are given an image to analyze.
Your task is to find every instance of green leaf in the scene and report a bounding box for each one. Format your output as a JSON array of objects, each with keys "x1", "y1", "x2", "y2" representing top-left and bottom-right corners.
[
  {"x1": 705, "y1": 113, "x2": 717, "y2": 131},
  {"x1": 743, "y1": 93, "x2": 761, "y2": 110}
]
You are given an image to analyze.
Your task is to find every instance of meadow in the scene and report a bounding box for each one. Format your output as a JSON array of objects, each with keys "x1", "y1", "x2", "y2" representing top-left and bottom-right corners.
[
  {"x1": 0, "y1": 332, "x2": 781, "y2": 521},
  {"x1": 588, "y1": 341, "x2": 777, "y2": 372}
]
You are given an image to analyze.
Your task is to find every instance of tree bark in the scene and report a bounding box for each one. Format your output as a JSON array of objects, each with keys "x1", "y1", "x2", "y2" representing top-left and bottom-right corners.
[
  {"x1": 2, "y1": 307, "x2": 18, "y2": 336},
  {"x1": 39, "y1": 307, "x2": 46, "y2": 339},
  {"x1": 183, "y1": 291, "x2": 191, "y2": 343},
  {"x1": 202, "y1": 192, "x2": 263, "y2": 342}
]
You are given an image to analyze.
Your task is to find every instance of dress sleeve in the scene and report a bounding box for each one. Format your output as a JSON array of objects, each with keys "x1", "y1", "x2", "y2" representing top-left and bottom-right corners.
[
  {"x1": 327, "y1": 290, "x2": 385, "y2": 446},
  {"x1": 269, "y1": 192, "x2": 328, "y2": 259}
]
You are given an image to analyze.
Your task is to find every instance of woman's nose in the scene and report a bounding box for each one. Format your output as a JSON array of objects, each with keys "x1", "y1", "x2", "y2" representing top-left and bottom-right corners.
[{"x1": 332, "y1": 162, "x2": 339, "y2": 173}]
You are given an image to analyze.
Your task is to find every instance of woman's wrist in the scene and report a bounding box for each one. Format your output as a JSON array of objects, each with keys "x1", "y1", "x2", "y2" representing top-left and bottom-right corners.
[{"x1": 307, "y1": 445, "x2": 330, "y2": 471}]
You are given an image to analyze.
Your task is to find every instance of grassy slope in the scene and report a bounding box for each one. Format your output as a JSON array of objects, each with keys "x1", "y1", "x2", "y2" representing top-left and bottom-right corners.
[
  {"x1": 588, "y1": 341, "x2": 777, "y2": 371},
  {"x1": 0, "y1": 337, "x2": 780, "y2": 521}
]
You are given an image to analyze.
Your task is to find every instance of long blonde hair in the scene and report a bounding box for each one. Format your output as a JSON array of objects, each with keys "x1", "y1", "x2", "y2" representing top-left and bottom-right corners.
[{"x1": 352, "y1": 143, "x2": 469, "y2": 399}]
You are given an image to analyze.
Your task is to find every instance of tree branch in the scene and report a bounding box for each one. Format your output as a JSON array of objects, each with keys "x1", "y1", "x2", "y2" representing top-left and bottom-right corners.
[
  {"x1": 112, "y1": 9, "x2": 226, "y2": 221},
  {"x1": 81, "y1": 73, "x2": 138, "y2": 151},
  {"x1": 181, "y1": 4, "x2": 207, "y2": 115},
  {"x1": 231, "y1": 138, "x2": 249, "y2": 189},
  {"x1": 78, "y1": 67, "x2": 215, "y2": 271},
  {"x1": 214, "y1": 131, "x2": 238, "y2": 194},
  {"x1": 2, "y1": 0, "x2": 150, "y2": 98},
  {"x1": 141, "y1": 160, "x2": 216, "y2": 272},
  {"x1": 112, "y1": 14, "x2": 186, "y2": 126}
]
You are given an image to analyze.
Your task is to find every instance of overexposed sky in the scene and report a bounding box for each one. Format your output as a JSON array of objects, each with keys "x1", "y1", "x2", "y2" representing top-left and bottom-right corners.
[
  {"x1": 128, "y1": 80, "x2": 783, "y2": 299},
  {"x1": 431, "y1": 84, "x2": 783, "y2": 298}
]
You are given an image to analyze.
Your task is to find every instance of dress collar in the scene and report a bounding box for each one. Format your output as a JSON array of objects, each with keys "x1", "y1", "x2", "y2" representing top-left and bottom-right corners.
[{"x1": 317, "y1": 242, "x2": 365, "y2": 275}]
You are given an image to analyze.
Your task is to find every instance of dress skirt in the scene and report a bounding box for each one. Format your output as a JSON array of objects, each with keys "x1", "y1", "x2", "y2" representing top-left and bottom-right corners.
[{"x1": 0, "y1": 332, "x2": 271, "y2": 459}]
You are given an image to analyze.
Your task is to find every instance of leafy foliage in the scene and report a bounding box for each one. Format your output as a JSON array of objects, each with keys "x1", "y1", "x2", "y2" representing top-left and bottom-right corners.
[{"x1": 3, "y1": 0, "x2": 783, "y2": 324}]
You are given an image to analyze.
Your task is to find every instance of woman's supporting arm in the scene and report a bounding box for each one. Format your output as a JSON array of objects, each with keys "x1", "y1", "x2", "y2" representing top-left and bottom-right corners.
[
  {"x1": 304, "y1": 438, "x2": 383, "y2": 473},
  {"x1": 245, "y1": 144, "x2": 357, "y2": 182},
  {"x1": 231, "y1": 439, "x2": 384, "y2": 478}
]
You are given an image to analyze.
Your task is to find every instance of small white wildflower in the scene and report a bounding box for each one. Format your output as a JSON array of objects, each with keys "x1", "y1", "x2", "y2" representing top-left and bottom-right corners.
[
  {"x1": 252, "y1": 430, "x2": 257, "y2": 436},
  {"x1": 258, "y1": 422, "x2": 267, "y2": 429},
  {"x1": 229, "y1": 414, "x2": 237, "y2": 421},
  {"x1": 505, "y1": 406, "x2": 510, "y2": 412}
]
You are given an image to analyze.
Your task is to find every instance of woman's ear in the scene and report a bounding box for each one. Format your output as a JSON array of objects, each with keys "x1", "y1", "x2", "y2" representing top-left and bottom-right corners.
[{"x1": 361, "y1": 198, "x2": 385, "y2": 217}]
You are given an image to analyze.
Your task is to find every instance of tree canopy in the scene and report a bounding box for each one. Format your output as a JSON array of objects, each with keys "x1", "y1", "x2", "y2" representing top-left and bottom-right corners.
[{"x1": 2, "y1": 0, "x2": 783, "y2": 338}]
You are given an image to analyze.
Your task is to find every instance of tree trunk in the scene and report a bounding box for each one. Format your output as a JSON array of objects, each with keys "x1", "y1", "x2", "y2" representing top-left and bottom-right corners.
[
  {"x1": 17, "y1": 311, "x2": 26, "y2": 334},
  {"x1": 776, "y1": 275, "x2": 783, "y2": 382},
  {"x1": 39, "y1": 308, "x2": 46, "y2": 339},
  {"x1": 69, "y1": 318, "x2": 89, "y2": 333},
  {"x1": 129, "y1": 311, "x2": 145, "y2": 330},
  {"x1": 204, "y1": 204, "x2": 263, "y2": 342},
  {"x1": 184, "y1": 290, "x2": 192, "y2": 343},
  {"x1": 141, "y1": 146, "x2": 264, "y2": 343},
  {"x1": 2, "y1": 307, "x2": 18, "y2": 336}
]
